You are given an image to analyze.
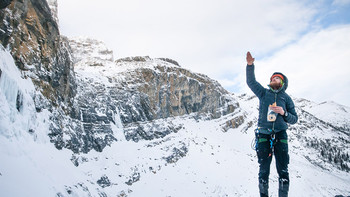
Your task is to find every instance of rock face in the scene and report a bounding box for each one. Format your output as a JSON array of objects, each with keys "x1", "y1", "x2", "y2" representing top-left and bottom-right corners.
[
  {"x1": 0, "y1": 0, "x2": 76, "y2": 106},
  {"x1": 113, "y1": 56, "x2": 237, "y2": 122},
  {"x1": 115, "y1": 57, "x2": 239, "y2": 140},
  {"x1": 68, "y1": 38, "x2": 239, "y2": 146},
  {"x1": 46, "y1": 0, "x2": 58, "y2": 24},
  {"x1": 69, "y1": 37, "x2": 114, "y2": 63},
  {"x1": 0, "y1": 0, "x2": 12, "y2": 9},
  {"x1": 0, "y1": 0, "x2": 79, "y2": 152}
]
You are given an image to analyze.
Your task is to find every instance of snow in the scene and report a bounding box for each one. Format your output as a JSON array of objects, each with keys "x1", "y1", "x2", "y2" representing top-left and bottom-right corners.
[
  {"x1": 300, "y1": 99, "x2": 350, "y2": 129},
  {"x1": 0, "y1": 45, "x2": 37, "y2": 138},
  {"x1": 0, "y1": 45, "x2": 76, "y2": 196},
  {"x1": 1, "y1": 43, "x2": 350, "y2": 197}
]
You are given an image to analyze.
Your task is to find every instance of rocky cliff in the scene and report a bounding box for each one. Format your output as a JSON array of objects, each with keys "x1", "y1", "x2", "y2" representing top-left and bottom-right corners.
[
  {"x1": 0, "y1": 0, "x2": 76, "y2": 107},
  {"x1": 1, "y1": 0, "x2": 79, "y2": 153},
  {"x1": 1, "y1": 0, "x2": 239, "y2": 154},
  {"x1": 55, "y1": 37, "x2": 239, "y2": 153}
]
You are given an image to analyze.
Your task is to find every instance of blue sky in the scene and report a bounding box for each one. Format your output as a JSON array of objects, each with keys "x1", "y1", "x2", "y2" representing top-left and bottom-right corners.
[
  {"x1": 58, "y1": 0, "x2": 350, "y2": 107},
  {"x1": 317, "y1": 0, "x2": 350, "y2": 27}
]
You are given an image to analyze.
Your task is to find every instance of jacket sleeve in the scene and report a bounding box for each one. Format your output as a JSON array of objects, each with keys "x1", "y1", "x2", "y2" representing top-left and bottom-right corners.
[
  {"x1": 246, "y1": 64, "x2": 265, "y2": 99},
  {"x1": 283, "y1": 97, "x2": 298, "y2": 124}
]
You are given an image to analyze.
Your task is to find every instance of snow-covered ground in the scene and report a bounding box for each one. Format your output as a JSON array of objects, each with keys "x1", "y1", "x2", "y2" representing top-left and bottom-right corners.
[
  {"x1": 296, "y1": 97, "x2": 350, "y2": 130},
  {"x1": 1, "y1": 44, "x2": 349, "y2": 197}
]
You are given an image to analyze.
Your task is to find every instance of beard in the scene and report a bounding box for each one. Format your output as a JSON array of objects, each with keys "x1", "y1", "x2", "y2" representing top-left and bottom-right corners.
[{"x1": 269, "y1": 81, "x2": 281, "y2": 90}]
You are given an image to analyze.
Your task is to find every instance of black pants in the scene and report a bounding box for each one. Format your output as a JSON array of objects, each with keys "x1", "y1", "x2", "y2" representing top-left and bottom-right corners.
[{"x1": 256, "y1": 130, "x2": 290, "y2": 197}]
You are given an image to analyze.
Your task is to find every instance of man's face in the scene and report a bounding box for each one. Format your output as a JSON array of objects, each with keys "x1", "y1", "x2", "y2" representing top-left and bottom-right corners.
[{"x1": 270, "y1": 76, "x2": 282, "y2": 89}]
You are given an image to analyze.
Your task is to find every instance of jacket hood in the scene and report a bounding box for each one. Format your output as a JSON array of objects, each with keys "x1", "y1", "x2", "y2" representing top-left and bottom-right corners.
[{"x1": 271, "y1": 72, "x2": 288, "y2": 91}]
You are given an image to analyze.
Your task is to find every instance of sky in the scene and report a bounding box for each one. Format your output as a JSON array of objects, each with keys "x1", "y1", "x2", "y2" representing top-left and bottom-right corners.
[{"x1": 57, "y1": 0, "x2": 350, "y2": 107}]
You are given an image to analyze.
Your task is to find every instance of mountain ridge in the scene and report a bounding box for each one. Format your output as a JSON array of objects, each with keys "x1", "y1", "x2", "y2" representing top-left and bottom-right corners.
[{"x1": 1, "y1": 34, "x2": 350, "y2": 196}]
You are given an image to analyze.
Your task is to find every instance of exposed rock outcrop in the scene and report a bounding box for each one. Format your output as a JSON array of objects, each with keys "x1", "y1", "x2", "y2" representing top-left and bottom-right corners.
[
  {"x1": 0, "y1": 0, "x2": 80, "y2": 152},
  {"x1": 0, "y1": 0, "x2": 12, "y2": 9},
  {"x1": 0, "y1": 0, "x2": 76, "y2": 106},
  {"x1": 113, "y1": 56, "x2": 238, "y2": 123},
  {"x1": 68, "y1": 38, "x2": 239, "y2": 144}
]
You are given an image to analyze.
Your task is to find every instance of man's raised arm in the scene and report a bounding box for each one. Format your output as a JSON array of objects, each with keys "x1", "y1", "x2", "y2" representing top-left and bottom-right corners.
[
  {"x1": 246, "y1": 51, "x2": 255, "y2": 66},
  {"x1": 246, "y1": 51, "x2": 264, "y2": 98}
]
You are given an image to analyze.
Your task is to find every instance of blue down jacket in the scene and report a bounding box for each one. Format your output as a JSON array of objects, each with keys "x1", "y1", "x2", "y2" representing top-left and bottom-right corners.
[{"x1": 246, "y1": 64, "x2": 298, "y2": 134}]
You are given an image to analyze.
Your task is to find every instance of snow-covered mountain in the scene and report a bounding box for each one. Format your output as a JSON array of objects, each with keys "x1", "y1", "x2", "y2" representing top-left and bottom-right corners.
[
  {"x1": 1, "y1": 1, "x2": 349, "y2": 197},
  {"x1": 2, "y1": 36, "x2": 350, "y2": 196}
]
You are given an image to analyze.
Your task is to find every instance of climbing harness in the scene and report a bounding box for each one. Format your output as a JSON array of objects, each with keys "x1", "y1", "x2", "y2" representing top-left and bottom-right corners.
[{"x1": 253, "y1": 128, "x2": 288, "y2": 157}]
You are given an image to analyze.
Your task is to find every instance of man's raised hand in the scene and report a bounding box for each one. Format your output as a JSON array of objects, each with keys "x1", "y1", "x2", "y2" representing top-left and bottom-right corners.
[{"x1": 246, "y1": 51, "x2": 255, "y2": 66}]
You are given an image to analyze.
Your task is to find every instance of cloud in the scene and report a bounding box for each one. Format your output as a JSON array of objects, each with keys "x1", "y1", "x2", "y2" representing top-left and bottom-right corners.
[
  {"x1": 332, "y1": 0, "x2": 350, "y2": 6},
  {"x1": 58, "y1": 0, "x2": 316, "y2": 69},
  {"x1": 57, "y1": 0, "x2": 350, "y2": 106},
  {"x1": 236, "y1": 25, "x2": 350, "y2": 106}
]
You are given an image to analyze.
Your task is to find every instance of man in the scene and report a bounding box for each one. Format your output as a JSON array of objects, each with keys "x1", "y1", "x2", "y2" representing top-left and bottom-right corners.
[{"x1": 246, "y1": 51, "x2": 298, "y2": 197}]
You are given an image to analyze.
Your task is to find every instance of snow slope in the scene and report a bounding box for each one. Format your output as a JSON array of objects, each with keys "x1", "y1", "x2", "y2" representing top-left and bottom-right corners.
[{"x1": 296, "y1": 98, "x2": 350, "y2": 130}]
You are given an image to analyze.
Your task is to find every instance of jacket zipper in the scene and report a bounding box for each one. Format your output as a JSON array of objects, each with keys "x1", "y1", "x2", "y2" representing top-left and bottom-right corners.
[{"x1": 272, "y1": 93, "x2": 277, "y2": 132}]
